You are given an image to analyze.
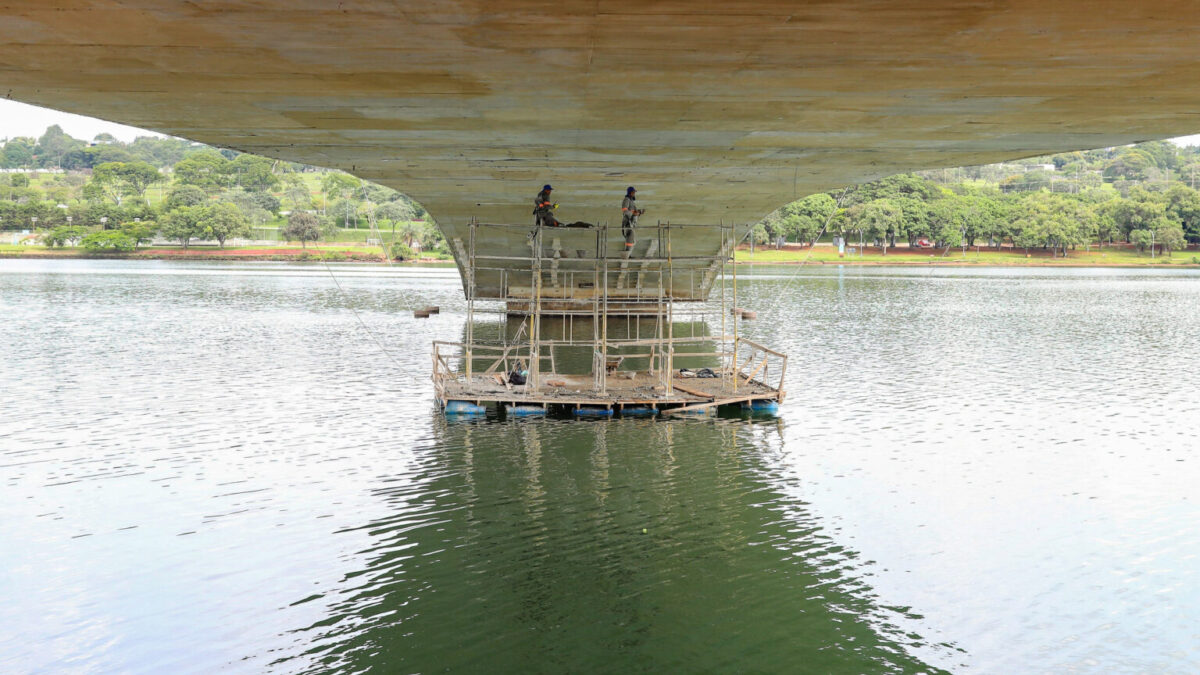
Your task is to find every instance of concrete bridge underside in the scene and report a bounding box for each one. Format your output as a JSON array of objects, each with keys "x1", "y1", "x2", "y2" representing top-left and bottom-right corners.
[{"x1": 3, "y1": 1, "x2": 1199, "y2": 230}]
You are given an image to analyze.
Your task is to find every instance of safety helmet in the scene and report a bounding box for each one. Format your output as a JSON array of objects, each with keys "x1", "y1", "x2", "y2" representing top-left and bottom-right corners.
[{"x1": 543, "y1": 184, "x2": 553, "y2": 191}]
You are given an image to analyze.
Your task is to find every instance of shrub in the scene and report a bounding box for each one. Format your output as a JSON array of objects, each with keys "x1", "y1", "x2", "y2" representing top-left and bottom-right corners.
[
  {"x1": 43, "y1": 225, "x2": 90, "y2": 247},
  {"x1": 80, "y1": 230, "x2": 136, "y2": 254},
  {"x1": 389, "y1": 241, "x2": 415, "y2": 260}
]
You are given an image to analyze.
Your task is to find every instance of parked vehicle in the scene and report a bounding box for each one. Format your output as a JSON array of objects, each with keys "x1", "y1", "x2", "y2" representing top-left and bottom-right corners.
[{"x1": 912, "y1": 238, "x2": 934, "y2": 248}]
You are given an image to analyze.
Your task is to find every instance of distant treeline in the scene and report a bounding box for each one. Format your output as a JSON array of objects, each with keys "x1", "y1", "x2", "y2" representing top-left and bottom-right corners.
[
  {"x1": 0, "y1": 125, "x2": 444, "y2": 257},
  {"x1": 756, "y1": 140, "x2": 1200, "y2": 256}
]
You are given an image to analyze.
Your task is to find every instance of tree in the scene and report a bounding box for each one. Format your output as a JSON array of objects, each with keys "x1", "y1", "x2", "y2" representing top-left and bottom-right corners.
[
  {"x1": 220, "y1": 189, "x2": 272, "y2": 226},
  {"x1": 165, "y1": 185, "x2": 209, "y2": 210},
  {"x1": 1104, "y1": 191, "x2": 1166, "y2": 241},
  {"x1": 1011, "y1": 192, "x2": 1091, "y2": 256},
  {"x1": 119, "y1": 220, "x2": 157, "y2": 248},
  {"x1": 43, "y1": 225, "x2": 89, "y2": 247},
  {"x1": 117, "y1": 161, "x2": 162, "y2": 203},
  {"x1": 1104, "y1": 149, "x2": 1156, "y2": 182},
  {"x1": 34, "y1": 125, "x2": 84, "y2": 169},
  {"x1": 330, "y1": 198, "x2": 360, "y2": 228},
  {"x1": 280, "y1": 211, "x2": 321, "y2": 248},
  {"x1": 197, "y1": 203, "x2": 249, "y2": 248},
  {"x1": 90, "y1": 162, "x2": 128, "y2": 205},
  {"x1": 173, "y1": 149, "x2": 231, "y2": 192},
  {"x1": 81, "y1": 230, "x2": 136, "y2": 254},
  {"x1": 160, "y1": 206, "x2": 204, "y2": 248},
  {"x1": 229, "y1": 154, "x2": 280, "y2": 192},
  {"x1": 1130, "y1": 229, "x2": 1153, "y2": 252},
  {"x1": 320, "y1": 172, "x2": 361, "y2": 214},
  {"x1": 375, "y1": 199, "x2": 416, "y2": 224},
  {"x1": 1156, "y1": 222, "x2": 1186, "y2": 256},
  {"x1": 283, "y1": 174, "x2": 312, "y2": 210},
  {"x1": 395, "y1": 220, "x2": 422, "y2": 248},
  {"x1": 926, "y1": 198, "x2": 963, "y2": 247},
  {"x1": 1, "y1": 137, "x2": 36, "y2": 168},
  {"x1": 126, "y1": 137, "x2": 193, "y2": 167},
  {"x1": 776, "y1": 193, "x2": 836, "y2": 244},
  {"x1": 91, "y1": 161, "x2": 161, "y2": 205},
  {"x1": 1163, "y1": 184, "x2": 1200, "y2": 242},
  {"x1": 414, "y1": 221, "x2": 447, "y2": 253},
  {"x1": 856, "y1": 198, "x2": 903, "y2": 251}
]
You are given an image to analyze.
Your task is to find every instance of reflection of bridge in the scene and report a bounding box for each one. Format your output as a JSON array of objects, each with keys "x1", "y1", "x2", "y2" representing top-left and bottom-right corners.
[{"x1": 432, "y1": 223, "x2": 786, "y2": 417}]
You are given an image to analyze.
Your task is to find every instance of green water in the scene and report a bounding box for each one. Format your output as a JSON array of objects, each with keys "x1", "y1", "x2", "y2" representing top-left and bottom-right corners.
[
  {"x1": 286, "y1": 420, "x2": 939, "y2": 673},
  {"x1": 3, "y1": 260, "x2": 1199, "y2": 673}
]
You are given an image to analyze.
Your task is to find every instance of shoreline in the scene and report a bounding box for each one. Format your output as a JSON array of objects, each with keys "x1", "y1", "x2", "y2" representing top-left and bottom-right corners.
[
  {"x1": 4, "y1": 245, "x2": 1199, "y2": 269},
  {"x1": 733, "y1": 258, "x2": 1200, "y2": 268},
  {"x1": 0, "y1": 246, "x2": 452, "y2": 264}
]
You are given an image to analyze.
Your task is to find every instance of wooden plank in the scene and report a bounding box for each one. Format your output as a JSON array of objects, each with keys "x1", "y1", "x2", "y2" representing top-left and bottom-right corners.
[
  {"x1": 669, "y1": 382, "x2": 715, "y2": 399},
  {"x1": 662, "y1": 393, "x2": 771, "y2": 415},
  {"x1": 744, "y1": 355, "x2": 769, "y2": 385}
]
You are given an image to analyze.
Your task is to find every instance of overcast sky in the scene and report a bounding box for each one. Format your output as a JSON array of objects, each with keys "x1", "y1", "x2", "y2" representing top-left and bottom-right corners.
[{"x1": 2, "y1": 97, "x2": 1199, "y2": 148}]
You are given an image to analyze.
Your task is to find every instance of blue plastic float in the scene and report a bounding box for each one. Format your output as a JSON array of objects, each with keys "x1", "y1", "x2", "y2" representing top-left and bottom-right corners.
[
  {"x1": 572, "y1": 406, "x2": 614, "y2": 418},
  {"x1": 740, "y1": 400, "x2": 780, "y2": 414},
  {"x1": 505, "y1": 404, "x2": 546, "y2": 417},
  {"x1": 618, "y1": 406, "x2": 658, "y2": 417},
  {"x1": 444, "y1": 400, "x2": 487, "y2": 415}
]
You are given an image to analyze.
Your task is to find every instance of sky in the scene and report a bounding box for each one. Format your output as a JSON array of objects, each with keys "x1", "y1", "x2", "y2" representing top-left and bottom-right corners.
[
  {"x1": 1, "y1": 97, "x2": 1200, "y2": 147},
  {"x1": 0, "y1": 99, "x2": 167, "y2": 143}
]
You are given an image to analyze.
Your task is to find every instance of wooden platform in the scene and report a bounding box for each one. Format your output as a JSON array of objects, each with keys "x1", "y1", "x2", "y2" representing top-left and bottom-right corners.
[{"x1": 437, "y1": 371, "x2": 781, "y2": 415}]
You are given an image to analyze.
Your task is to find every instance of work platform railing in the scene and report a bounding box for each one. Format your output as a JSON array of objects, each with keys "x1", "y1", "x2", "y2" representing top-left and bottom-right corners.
[
  {"x1": 433, "y1": 334, "x2": 786, "y2": 401},
  {"x1": 432, "y1": 220, "x2": 786, "y2": 412}
]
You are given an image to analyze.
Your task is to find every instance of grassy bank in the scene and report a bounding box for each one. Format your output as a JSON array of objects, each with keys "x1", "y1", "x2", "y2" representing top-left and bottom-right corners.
[
  {"x1": 0, "y1": 243, "x2": 454, "y2": 263},
  {"x1": 736, "y1": 244, "x2": 1200, "y2": 266}
]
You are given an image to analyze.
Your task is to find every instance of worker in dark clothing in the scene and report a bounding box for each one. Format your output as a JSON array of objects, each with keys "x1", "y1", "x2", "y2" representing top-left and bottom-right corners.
[
  {"x1": 534, "y1": 184, "x2": 561, "y2": 227},
  {"x1": 621, "y1": 186, "x2": 644, "y2": 256}
]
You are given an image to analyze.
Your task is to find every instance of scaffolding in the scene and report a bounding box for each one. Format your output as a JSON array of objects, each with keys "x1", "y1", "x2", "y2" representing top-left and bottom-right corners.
[{"x1": 433, "y1": 221, "x2": 787, "y2": 416}]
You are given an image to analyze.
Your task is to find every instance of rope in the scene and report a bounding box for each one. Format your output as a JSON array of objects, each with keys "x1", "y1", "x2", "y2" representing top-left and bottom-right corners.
[
  {"x1": 319, "y1": 255, "x2": 415, "y2": 381},
  {"x1": 754, "y1": 186, "x2": 854, "y2": 315}
]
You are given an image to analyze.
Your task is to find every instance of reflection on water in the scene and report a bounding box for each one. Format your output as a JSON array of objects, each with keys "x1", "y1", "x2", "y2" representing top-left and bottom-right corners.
[
  {"x1": 282, "y1": 419, "x2": 945, "y2": 673},
  {"x1": 3, "y1": 259, "x2": 1200, "y2": 673}
]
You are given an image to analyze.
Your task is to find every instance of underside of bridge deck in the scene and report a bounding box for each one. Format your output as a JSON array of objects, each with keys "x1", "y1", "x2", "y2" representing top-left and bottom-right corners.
[{"x1": 3, "y1": 1, "x2": 1198, "y2": 231}]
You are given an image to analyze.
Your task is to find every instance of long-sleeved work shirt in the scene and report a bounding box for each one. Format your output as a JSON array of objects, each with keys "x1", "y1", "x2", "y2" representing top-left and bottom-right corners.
[
  {"x1": 535, "y1": 190, "x2": 554, "y2": 216},
  {"x1": 621, "y1": 195, "x2": 639, "y2": 225}
]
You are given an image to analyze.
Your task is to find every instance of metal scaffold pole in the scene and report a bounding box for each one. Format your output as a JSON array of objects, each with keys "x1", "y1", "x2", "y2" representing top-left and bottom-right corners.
[
  {"x1": 466, "y1": 217, "x2": 476, "y2": 382},
  {"x1": 529, "y1": 225, "x2": 542, "y2": 390},
  {"x1": 600, "y1": 226, "x2": 609, "y2": 395},
  {"x1": 731, "y1": 228, "x2": 738, "y2": 394},
  {"x1": 665, "y1": 223, "x2": 674, "y2": 396},
  {"x1": 721, "y1": 225, "x2": 728, "y2": 388}
]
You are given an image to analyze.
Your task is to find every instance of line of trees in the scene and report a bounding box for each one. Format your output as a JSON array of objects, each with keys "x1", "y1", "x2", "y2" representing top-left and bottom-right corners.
[
  {"x1": 756, "y1": 140, "x2": 1200, "y2": 256},
  {"x1": 1, "y1": 126, "x2": 446, "y2": 257}
]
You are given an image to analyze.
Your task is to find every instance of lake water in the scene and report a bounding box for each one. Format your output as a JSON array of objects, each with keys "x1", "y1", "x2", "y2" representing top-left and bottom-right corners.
[{"x1": 2, "y1": 259, "x2": 1199, "y2": 673}]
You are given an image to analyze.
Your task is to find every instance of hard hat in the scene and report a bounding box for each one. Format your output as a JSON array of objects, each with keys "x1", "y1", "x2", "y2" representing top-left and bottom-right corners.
[{"x1": 543, "y1": 184, "x2": 553, "y2": 191}]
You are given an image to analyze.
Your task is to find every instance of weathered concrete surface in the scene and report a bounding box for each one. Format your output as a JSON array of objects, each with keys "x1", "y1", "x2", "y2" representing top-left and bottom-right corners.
[{"x1": 2, "y1": 1, "x2": 1199, "y2": 228}]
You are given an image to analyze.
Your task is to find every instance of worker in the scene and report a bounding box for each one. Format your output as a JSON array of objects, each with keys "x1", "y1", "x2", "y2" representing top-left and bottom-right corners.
[
  {"x1": 533, "y1": 184, "x2": 561, "y2": 227},
  {"x1": 621, "y1": 186, "x2": 644, "y2": 255}
]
